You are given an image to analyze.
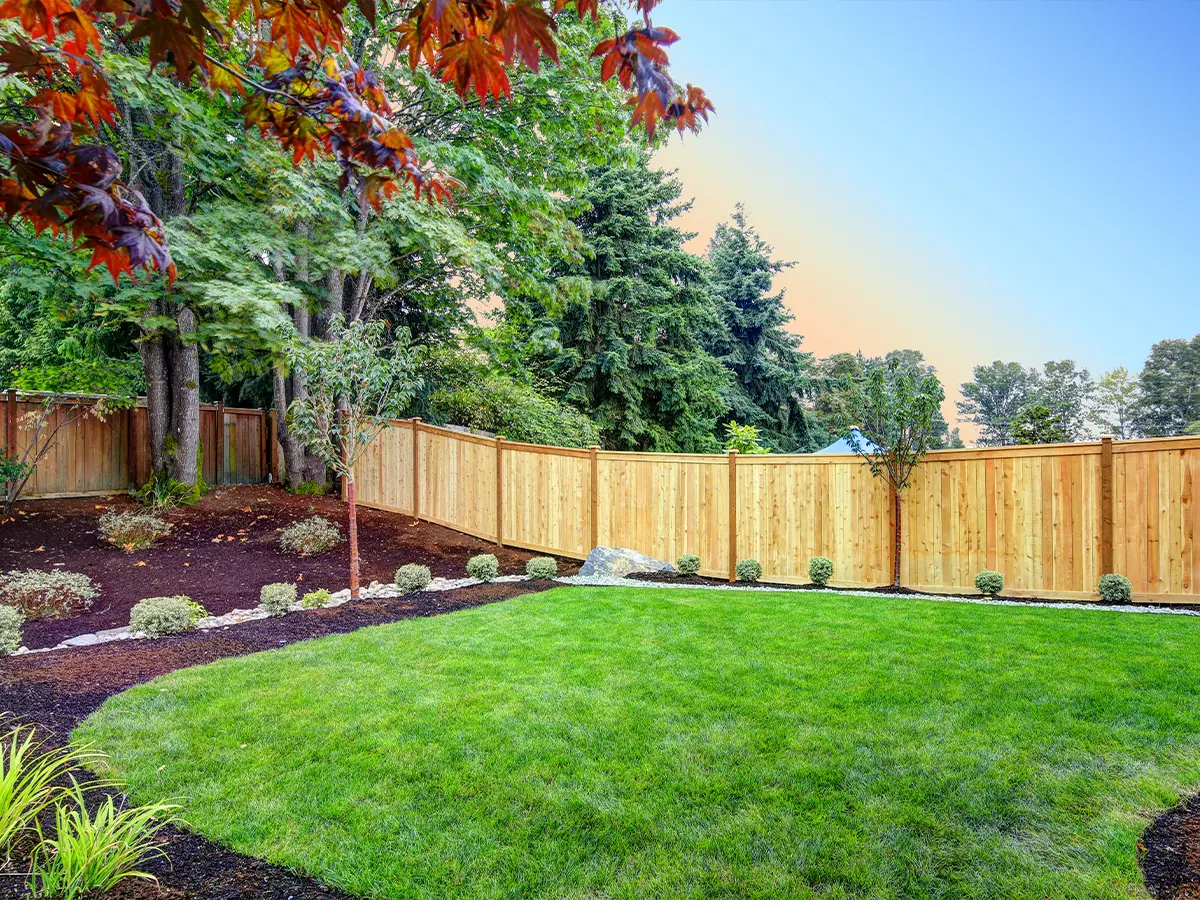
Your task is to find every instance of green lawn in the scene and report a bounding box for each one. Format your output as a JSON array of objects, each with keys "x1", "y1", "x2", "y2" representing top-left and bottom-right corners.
[{"x1": 76, "y1": 588, "x2": 1200, "y2": 899}]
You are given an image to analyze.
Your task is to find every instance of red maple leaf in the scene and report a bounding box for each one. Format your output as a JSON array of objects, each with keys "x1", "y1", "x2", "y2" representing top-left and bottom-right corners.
[
  {"x1": 437, "y1": 34, "x2": 510, "y2": 105},
  {"x1": 124, "y1": 14, "x2": 209, "y2": 82},
  {"x1": 493, "y1": 0, "x2": 557, "y2": 71}
]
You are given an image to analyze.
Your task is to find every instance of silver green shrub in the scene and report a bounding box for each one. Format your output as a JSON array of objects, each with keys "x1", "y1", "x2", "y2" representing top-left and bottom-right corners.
[
  {"x1": 1098, "y1": 573, "x2": 1133, "y2": 604},
  {"x1": 260, "y1": 582, "x2": 298, "y2": 616},
  {"x1": 808, "y1": 557, "x2": 833, "y2": 586},
  {"x1": 394, "y1": 564, "x2": 433, "y2": 593},
  {"x1": 677, "y1": 554, "x2": 701, "y2": 576},
  {"x1": 279, "y1": 516, "x2": 342, "y2": 556},
  {"x1": 0, "y1": 570, "x2": 98, "y2": 619},
  {"x1": 97, "y1": 510, "x2": 170, "y2": 552},
  {"x1": 129, "y1": 596, "x2": 194, "y2": 637},
  {"x1": 466, "y1": 554, "x2": 499, "y2": 581},
  {"x1": 0, "y1": 605, "x2": 23, "y2": 654},
  {"x1": 974, "y1": 570, "x2": 1004, "y2": 596},
  {"x1": 735, "y1": 558, "x2": 763, "y2": 583},
  {"x1": 525, "y1": 557, "x2": 558, "y2": 579}
]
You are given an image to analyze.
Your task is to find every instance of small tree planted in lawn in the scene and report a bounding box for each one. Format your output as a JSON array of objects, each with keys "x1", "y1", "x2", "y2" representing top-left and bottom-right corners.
[
  {"x1": 286, "y1": 318, "x2": 421, "y2": 601},
  {"x1": 843, "y1": 358, "x2": 946, "y2": 587}
]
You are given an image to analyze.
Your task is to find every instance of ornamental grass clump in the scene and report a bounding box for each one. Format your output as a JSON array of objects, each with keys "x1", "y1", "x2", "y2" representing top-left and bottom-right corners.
[
  {"x1": 279, "y1": 517, "x2": 342, "y2": 557},
  {"x1": 129, "y1": 596, "x2": 194, "y2": 638},
  {"x1": 0, "y1": 606, "x2": 22, "y2": 656},
  {"x1": 974, "y1": 570, "x2": 1004, "y2": 597},
  {"x1": 1098, "y1": 573, "x2": 1133, "y2": 604},
  {"x1": 301, "y1": 589, "x2": 333, "y2": 609},
  {"x1": 260, "y1": 583, "x2": 298, "y2": 616},
  {"x1": 735, "y1": 558, "x2": 763, "y2": 583},
  {"x1": 677, "y1": 554, "x2": 701, "y2": 576},
  {"x1": 0, "y1": 570, "x2": 97, "y2": 620},
  {"x1": 394, "y1": 565, "x2": 432, "y2": 593},
  {"x1": 97, "y1": 510, "x2": 170, "y2": 552},
  {"x1": 466, "y1": 554, "x2": 499, "y2": 582},
  {"x1": 525, "y1": 557, "x2": 558, "y2": 579},
  {"x1": 808, "y1": 557, "x2": 833, "y2": 586}
]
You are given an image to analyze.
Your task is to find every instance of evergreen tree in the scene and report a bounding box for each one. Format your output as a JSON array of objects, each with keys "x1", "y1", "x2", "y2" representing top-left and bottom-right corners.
[
  {"x1": 704, "y1": 205, "x2": 817, "y2": 452},
  {"x1": 1137, "y1": 334, "x2": 1200, "y2": 437}
]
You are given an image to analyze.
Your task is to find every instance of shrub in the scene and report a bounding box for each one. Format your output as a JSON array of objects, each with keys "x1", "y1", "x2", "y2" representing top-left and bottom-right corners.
[
  {"x1": 735, "y1": 558, "x2": 763, "y2": 583},
  {"x1": 98, "y1": 510, "x2": 170, "y2": 552},
  {"x1": 677, "y1": 554, "x2": 701, "y2": 576},
  {"x1": 1098, "y1": 573, "x2": 1133, "y2": 604},
  {"x1": 133, "y1": 467, "x2": 203, "y2": 511},
  {"x1": 974, "y1": 570, "x2": 1004, "y2": 596},
  {"x1": 808, "y1": 557, "x2": 834, "y2": 586},
  {"x1": 394, "y1": 564, "x2": 432, "y2": 593},
  {"x1": 279, "y1": 516, "x2": 342, "y2": 556},
  {"x1": 186, "y1": 600, "x2": 210, "y2": 625},
  {"x1": 525, "y1": 557, "x2": 558, "y2": 579},
  {"x1": 301, "y1": 589, "x2": 333, "y2": 609},
  {"x1": 0, "y1": 570, "x2": 98, "y2": 620},
  {"x1": 260, "y1": 583, "x2": 298, "y2": 616},
  {"x1": 0, "y1": 606, "x2": 23, "y2": 655},
  {"x1": 289, "y1": 480, "x2": 328, "y2": 497},
  {"x1": 466, "y1": 554, "x2": 499, "y2": 581},
  {"x1": 129, "y1": 596, "x2": 194, "y2": 637}
]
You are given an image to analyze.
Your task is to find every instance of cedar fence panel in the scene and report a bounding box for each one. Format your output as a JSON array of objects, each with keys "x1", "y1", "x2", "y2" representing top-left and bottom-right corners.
[{"x1": 351, "y1": 421, "x2": 1200, "y2": 603}]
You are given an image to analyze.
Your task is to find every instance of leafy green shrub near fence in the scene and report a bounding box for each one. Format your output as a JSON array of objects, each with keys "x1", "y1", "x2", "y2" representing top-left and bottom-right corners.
[
  {"x1": 735, "y1": 558, "x2": 763, "y2": 583},
  {"x1": 260, "y1": 583, "x2": 298, "y2": 616},
  {"x1": 279, "y1": 517, "x2": 342, "y2": 556},
  {"x1": 394, "y1": 565, "x2": 433, "y2": 593},
  {"x1": 974, "y1": 570, "x2": 1004, "y2": 596},
  {"x1": 0, "y1": 605, "x2": 23, "y2": 655},
  {"x1": 301, "y1": 589, "x2": 333, "y2": 609},
  {"x1": 1098, "y1": 574, "x2": 1133, "y2": 604},
  {"x1": 677, "y1": 554, "x2": 701, "y2": 576},
  {"x1": 98, "y1": 510, "x2": 170, "y2": 552},
  {"x1": 466, "y1": 554, "x2": 499, "y2": 581},
  {"x1": 0, "y1": 570, "x2": 98, "y2": 620},
  {"x1": 808, "y1": 557, "x2": 833, "y2": 586},
  {"x1": 526, "y1": 557, "x2": 558, "y2": 579},
  {"x1": 129, "y1": 596, "x2": 194, "y2": 637}
]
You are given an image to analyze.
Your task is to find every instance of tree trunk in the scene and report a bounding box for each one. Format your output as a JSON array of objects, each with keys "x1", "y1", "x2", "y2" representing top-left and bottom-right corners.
[
  {"x1": 347, "y1": 476, "x2": 360, "y2": 601},
  {"x1": 138, "y1": 301, "x2": 170, "y2": 475},
  {"x1": 167, "y1": 306, "x2": 201, "y2": 485},
  {"x1": 893, "y1": 487, "x2": 902, "y2": 587}
]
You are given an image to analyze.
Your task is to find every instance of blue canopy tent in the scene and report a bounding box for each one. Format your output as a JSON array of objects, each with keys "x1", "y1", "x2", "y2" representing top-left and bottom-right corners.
[{"x1": 814, "y1": 428, "x2": 881, "y2": 455}]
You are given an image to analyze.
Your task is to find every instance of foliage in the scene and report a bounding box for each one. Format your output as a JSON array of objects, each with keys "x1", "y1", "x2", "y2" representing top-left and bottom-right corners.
[
  {"x1": 0, "y1": 606, "x2": 22, "y2": 655},
  {"x1": 0, "y1": 570, "x2": 97, "y2": 620},
  {"x1": 28, "y1": 781, "x2": 176, "y2": 900},
  {"x1": 1137, "y1": 334, "x2": 1200, "y2": 437},
  {"x1": 133, "y1": 470, "x2": 203, "y2": 511},
  {"x1": 1032, "y1": 360, "x2": 1094, "y2": 441},
  {"x1": 722, "y1": 421, "x2": 769, "y2": 455},
  {"x1": 525, "y1": 557, "x2": 558, "y2": 579},
  {"x1": 704, "y1": 205, "x2": 816, "y2": 452},
  {"x1": 128, "y1": 596, "x2": 194, "y2": 637},
  {"x1": 956, "y1": 361, "x2": 1038, "y2": 447},
  {"x1": 466, "y1": 554, "x2": 500, "y2": 581},
  {"x1": 97, "y1": 511, "x2": 170, "y2": 552},
  {"x1": 676, "y1": 554, "x2": 701, "y2": 576},
  {"x1": 289, "y1": 481, "x2": 329, "y2": 498},
  {"x1": 808, "y1": 557, "x2": 833, "y2": 586},
  {"x1": 394, "y1": 565, "x2": 433, "y2": 593},
  {"x1": 301, "y1": 589, "x2": 333, "y2": 609},
  {"x1": 1011, "y1": 404, "x2": 1070, "y2": 445},
  {"x1": 279, "y1": 517, "x2": 342, "y2": 557},
  {"x1": 974, "y1": 570, "x2": 1004, "y2": 596},
  {"x1": 1098, "y1": 574, "x2": 1133, "y2": 604},
  {"x1": 260, "y1": 583, "x2": 298, "y2": 617},
  {"x1": 735, "y1": 558, "x2": 762, "y2": 583},
  {"x1": 1091, "y1": 367, "x2": 1141, "y2": 440},
  {"x1": 186, "y1": 600, "x2": 210, "y2": 625}
]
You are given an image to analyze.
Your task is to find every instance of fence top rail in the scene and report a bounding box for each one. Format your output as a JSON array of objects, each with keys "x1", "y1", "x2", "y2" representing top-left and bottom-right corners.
[
  {"x1": 1, "y1": 391, "x2": 267, "y2": 416},
  {"x1": 501, "y1": 439, "x2": 593, "y2": 459}
]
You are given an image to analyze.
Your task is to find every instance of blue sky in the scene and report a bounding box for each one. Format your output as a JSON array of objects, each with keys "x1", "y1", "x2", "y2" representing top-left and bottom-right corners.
[{"x1": 654, "y1": 0, "x2": 1200, "y2": 429}]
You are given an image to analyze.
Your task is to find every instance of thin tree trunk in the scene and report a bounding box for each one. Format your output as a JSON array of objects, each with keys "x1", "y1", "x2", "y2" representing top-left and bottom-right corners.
[
  {"x1": 893, "y1": 487, "x2": 902, "y2": 587},
  {"x1": 138, "y1": 301, "x2": 170, "y2": 476},
  {"x1": 347, "y1": 476, "x2": 359, "y2": 601},
  {"x1": 167, "y1": 306, "x2": 201, "y2": 485}
]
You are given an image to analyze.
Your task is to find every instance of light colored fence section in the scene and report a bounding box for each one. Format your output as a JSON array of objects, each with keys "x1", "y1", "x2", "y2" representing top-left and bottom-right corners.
[{"x1": 352, "y1": 419, "x2": 1200, "y2": 602}]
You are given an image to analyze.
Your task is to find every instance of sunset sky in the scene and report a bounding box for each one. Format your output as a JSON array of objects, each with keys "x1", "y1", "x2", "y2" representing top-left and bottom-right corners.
[{"x1": 653, "y1": 0, "x2": 1199, "y2": 440}]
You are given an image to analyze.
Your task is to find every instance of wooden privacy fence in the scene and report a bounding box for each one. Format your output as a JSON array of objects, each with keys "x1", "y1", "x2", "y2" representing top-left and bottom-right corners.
[
  {"x1": 2, "y1": 390, "x2": 277, "y2": 498},
  {"x1": 353, "y1": 419, "x2": 1200, "y2": 603}
]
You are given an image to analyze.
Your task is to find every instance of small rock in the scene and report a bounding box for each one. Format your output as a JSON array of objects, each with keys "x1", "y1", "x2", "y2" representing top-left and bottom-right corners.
[{"x1": 62, "y1": 633, "x2": 100, "y2": 647}]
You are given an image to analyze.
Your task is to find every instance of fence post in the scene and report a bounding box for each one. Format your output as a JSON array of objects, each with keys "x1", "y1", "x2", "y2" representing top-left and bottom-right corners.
[
  {"x1": 728, "y1": 449, "x2": 738, "y2": 582},
  {"x1": 495, "y1": 436, "x2": 504, "y2": 547},
  {"x1": 259, "y1": 410, "x2": 268, "y2": 483},
  {"x1": 1100, "y1": 435, "x2": 1114, "y2": 577},
  {"x1": 214, "y1": 402, "x2": 225, "y2": 486},
  {"x1": 126, "y1": 405, "x2": 138, "y2": 488},
  {"x1": 267, "y1": 410, "x2": 278, "y2": 483},
  {"x1": 589, "y1": 445, "x2": 600, "y2": 552},
  {"x1": 5, "y1": 389, "x2": 15, "y2": 458},
  {"x1": 411, "y1": 418, "x2": 421, "y2": 522}
]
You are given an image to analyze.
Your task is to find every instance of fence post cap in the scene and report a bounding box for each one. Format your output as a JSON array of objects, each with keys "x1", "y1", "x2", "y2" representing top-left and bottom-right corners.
[{"x1": 1100, "y1": 434, "x2": 1114, "y2": 441}]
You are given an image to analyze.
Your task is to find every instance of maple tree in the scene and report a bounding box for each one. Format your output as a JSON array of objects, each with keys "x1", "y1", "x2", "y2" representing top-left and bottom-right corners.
[{"x1": 0, "y1": 0, "x2": 713, "y2": 283}]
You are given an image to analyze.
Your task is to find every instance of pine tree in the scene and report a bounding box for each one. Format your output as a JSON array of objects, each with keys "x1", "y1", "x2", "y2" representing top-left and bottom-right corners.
[{"x1": 705, "y1": 206, "x2": 817, "y2": 451}]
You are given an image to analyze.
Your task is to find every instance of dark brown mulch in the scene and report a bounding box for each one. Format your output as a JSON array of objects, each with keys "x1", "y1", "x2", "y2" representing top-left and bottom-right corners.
[
  {"x1": 1142, "y1": 794, "x2": 1200, "y2": 899},
  {"x1": 0, "y1": 485, "x2": 565, "y2": 650}
]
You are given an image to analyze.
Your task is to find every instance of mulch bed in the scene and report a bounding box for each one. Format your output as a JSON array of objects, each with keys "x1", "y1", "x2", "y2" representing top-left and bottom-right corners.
[{"x1": 1142, "y1": 795, "x2": 1200, "y2": 899}]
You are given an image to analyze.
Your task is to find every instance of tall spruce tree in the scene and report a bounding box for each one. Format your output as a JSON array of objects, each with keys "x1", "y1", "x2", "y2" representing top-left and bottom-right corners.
[{"x1": 704, "y1": 206, "x2": 817, "y2": 452}]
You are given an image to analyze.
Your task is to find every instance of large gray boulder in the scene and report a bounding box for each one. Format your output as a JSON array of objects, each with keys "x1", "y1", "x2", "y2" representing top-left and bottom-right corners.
[{"x1": 579, "y1": 546, "x2": 676, "y2": 578}]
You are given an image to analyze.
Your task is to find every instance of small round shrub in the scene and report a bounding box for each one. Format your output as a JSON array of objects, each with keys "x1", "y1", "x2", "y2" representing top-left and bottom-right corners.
[
  {"x1": 98, "y1": 510, "x2": 170, "y2": 552},
  {"x1": 0, "y1": 605, "x2": 23, "y2": 655},
  {"x1": 735, "y1": 558, "x2": 763, "y2": 583},
  {"x1": 974, "y1": 570, "x2": 1004, "y2": 596},
  {"x1": 0, "y1": 570, "x2": 98, "y2": 620},
  {"x1": 677, "y1": 554, "x2": 701, "y2": 576},
  {"x1": 466, "y1": 554, "x2": 499, "y2": 581},
  {"x1": 1098, "y1": 573, "x2": 1133, "y2": 604},
  {"x1": 301, "y1": 589, "x2": 333, "y2": 609},
  {"x1": 526, "y1": 557, "x2": 558, "y2": 579},
  {"x1": 129, "y1": 596, "x2": 194, "y2": 637},
  {"x1": 394, "y1": 564, "x2": 433, "y2": 593},
  {"x1": 186, "y1": 600, "x2": 210, "y2": 625},
  {"x1": 279, "y1": 516, "x2": 342, "y2": 556},
  {"x1": 808, "y1": 556, "x2": 834, "y2": 586},
  {"x1": 260, "y1": 582, "x2": 298, "y2": 616}
]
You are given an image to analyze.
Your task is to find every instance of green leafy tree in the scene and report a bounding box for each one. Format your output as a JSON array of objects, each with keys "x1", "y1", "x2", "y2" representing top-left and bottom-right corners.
[
  {"x1": 704, "y1": 205, "x2": 816, "y2": 451},
  {"x1": 1011, "y1": 404, "x2": 1070, "y2": 445},
  {"x1": 1031, "y1": 360, "x2": 1094, "y2": 441},
  {"x1": 1091, "y1": 367, "x2": 1141, "y2": 439},
  {"x1": 1137, "y1": 334, "x2": 1200, "y2": 437},
  {"x1": 286, "y1": 318, "x2": 421, "y2": 600},
  {"x1": 843, "y1": 358, "x2": 946, "y2": 586},
  {"x1": 723, "y1": 421, "x2": 770, "y2": 455},
  {"x1": 956, "y1": 361, "x2": 1037, "y2": 447}
]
